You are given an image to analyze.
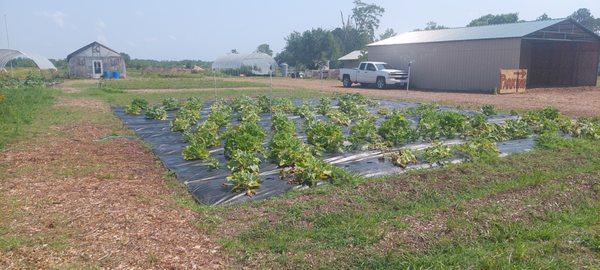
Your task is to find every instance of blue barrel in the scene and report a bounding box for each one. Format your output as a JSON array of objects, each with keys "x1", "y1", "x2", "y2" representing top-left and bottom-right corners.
[
  {"x1": 103, "y1": 71, "x2": 111, "y2": 79},
  {"x1": 112, "y1": 71, "x2": 120, "y2": 79}
]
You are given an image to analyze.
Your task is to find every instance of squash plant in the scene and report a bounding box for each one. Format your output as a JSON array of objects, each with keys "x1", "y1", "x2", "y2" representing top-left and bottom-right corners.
[
  {"x1": 206, "y1": 101, "x2": 232, "y2": 128},
  {"x1": 226, "y1": 170, "x2": 261, "y2": 196},
  {"x1": 162, "y1": 97, "x2": 181, "y2": 111},
  {"x1": 456, "y1": 138, "x2": 499, "y2": 161},
  {"x1": 227, "y1": 149, "x2": 261, "y2": 173},
  {"x1": 184, "y1": 120, "x2": 221, "y2": 148},
  {"x1": 125, "y1": 98, "x2": 149, "y2": 115},
  {"x1": 481, "y1": 104, "x2": 497, "y2": 116},
  {"x1": 223, "y1": 122, "x2": 266, "y2": 158},
  {"x1": 348, "y1": 119, "x2": 381, "y2": 150},
  {"x1": 423, "y1": 141, "x2": 453, "y2": 165},
  {"x1": 182, "y1": 142, "x2": 210, "y2": 161},
  {"x1": 378, "y1": 112, "x2": 415, "y2": 145},
  {"x1": 504, "y1": 119, "x2": 531, "y2": 140},
  {"x1": 184, "y1": 97, "x2": 203, "y2": 110},
  {"x1": 271, "y1": 113, "x2": 296, "y2": 134},
  {"x1": 316, "y1": 97, "x2": 332, "y2": 115},
  {"x1": 145, "y1": 106, "x2": 168, "y2": 120},
  {"x1": 294, "y1": 102, "x2": 315, "y2": 119},
  {"x1": 271, "y1": 98, "x2": 295, "y2": 114},
  {"x1": 326, "y1": 109, "x2": 351, "y2": 126},
  {"x1": 171, "y1": 108, "x2": 200, "y2": 132},
  {"x1": 390, "y1": 149, "x2": 417, "y2": 168},
  {"x1": 258, "y1": 95, "x2": 272, "y2": 113},
  {"x1": 306, "y1": 120, "x2": 344, "y2": 153}
]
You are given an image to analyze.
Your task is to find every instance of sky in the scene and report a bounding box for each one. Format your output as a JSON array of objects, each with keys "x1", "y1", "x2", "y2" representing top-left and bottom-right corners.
[{"x1": 0, "y1": 0, "x2": 598, "y2": 61}]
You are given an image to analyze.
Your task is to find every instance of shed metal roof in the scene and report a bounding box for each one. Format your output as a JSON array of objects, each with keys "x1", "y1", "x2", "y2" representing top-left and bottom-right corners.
[
  {"x1": 368, "y1": 18, "x2": 569, "y2": 46},
  {"x1": 66, "y1": 41, "x2": 121, "y2": 61},
  {"x1": 338, "y1": 50, "x2": 363, "y2": 61}
]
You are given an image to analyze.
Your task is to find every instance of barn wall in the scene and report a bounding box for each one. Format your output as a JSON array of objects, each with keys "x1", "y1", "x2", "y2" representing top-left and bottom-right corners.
[{"x1": 367, "y1": 38, "x2": 522, "y2": 92}]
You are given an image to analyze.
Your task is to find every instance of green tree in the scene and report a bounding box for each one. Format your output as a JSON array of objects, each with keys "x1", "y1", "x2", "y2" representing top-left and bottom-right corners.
[
  {"x1": 230, "y1": 49, "x2": 239, "y2": 54},
  {"x1": 120, "y1": 52, "x2": 131, "y2": 65},
  {"x1": 425, "y1": 21, "x2": 447, "y2": 30},
  {"x1": 467, "y1": 13, "x2": 520, "y2": 27},
  {"x1": 569, "y1": 8, "x2": 600, "y2": 33},
  {"x1": 275, "y1": 28, "x2": 342, "y2": 69},
  {"x1": 536, "y1": 13, "x2": 551, "y2": 21},
  {"x1": 378, "y1": 28, "x2": 396, "y2": 40},
  {"x1": 256, "y1": 44, "x2": 273, "y2": 56},
  {"x1": 351, "y1": 0, "x2": 385, "y2": 43}
]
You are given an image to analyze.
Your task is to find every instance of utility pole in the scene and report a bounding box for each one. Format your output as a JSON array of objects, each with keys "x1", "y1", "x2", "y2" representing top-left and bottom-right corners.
[{"x1": 4, "y1": 14, "x2": 13, "y2": 72}]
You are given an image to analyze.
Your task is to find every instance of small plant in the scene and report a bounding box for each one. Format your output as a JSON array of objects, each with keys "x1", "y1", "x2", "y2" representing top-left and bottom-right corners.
[
  {"x1": 285, "y1": 155, "x2": 333, "y2": 187},
  {"x1": 171, "y1": 108, "x2": 201, "y2": 132},
  {"x1": 316, "y1": 97, "x2": 332, "y2": 115},
  {"x1": 306, "y1": 120, "x2": 344, "y2": 153},
  {"x1": 390, "y1": 149, "x2": 417, "y2": 168},
  {"x1": 481, "y1": 104, "x2": 497, "y2": 116},
  {"x1": 184, "y1": 120, "x2": 221, "y2": 148},
  {"x1": 377, "y1": 107, "x2": 391, "y2": 116},
  {"x1": 271, "y1": 113, "x2": 296, "y2": 134},
  {"x1": 258, "y1": 95, "x2": 271, "y2": 113},
  {"x1": 227, "y1": 149, "x2": 261, "y2": 173},
  {"x1": 571, "y1": 118, "x2": 600, "y2": 140},
  {"x1": 184, "y1": 97, "x2": 203, "y2": 110},
  {"x1": 207, "y1": 101, "x2": 232, "y2": 128},
  {"x1": 535, "y1": 132, "x2": 572, "y2": 149},
  {"x1": 348, "y1": 119, "x2": 380, "y2": 150},
  {"x1": 125, "y1": 98, "x2": 149, "y2": 115},
  {"x1": 423, "y1": 141, "x2": 453, "y2": 165},
  {"x1": 456, "y1": 138, "x2": 499, "y2": 161},
  {"x1": 131, "y1": 98, "x2": 149, "y2": 110},
  {"x1": 226, "y1": 170, "x2": 261, "y2": 196},
  {"x1": 182, "y1": 142, "x2": 210, "y2": 161},
  {"x1": 162, "y1": 97, "x2": 181, "y2": 111},
  {"x1": 223, "y1": 122, "x2": 266, "y2": 157},
  {"x1": 145, "y1": 106, "x2": 168, "y2": 120},
  {"x1": 271, "y1": 98, "x2": 295, "y2": 114},
  {"x1": 378, "y1": 112, "x2": 415, "y2": 145},
  {"x1": 326, "y1": 109, "x2": 351, "y2": 126},
  {"x1": 294, "y1": 102, "x2": 315, "y2": 119},
  {"x1": 504, "y1": 119, "x2": 531, "y2": 140}
]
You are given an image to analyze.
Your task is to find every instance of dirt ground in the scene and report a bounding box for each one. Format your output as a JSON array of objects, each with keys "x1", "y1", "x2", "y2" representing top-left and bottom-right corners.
[
  {"x1": 228, "y1": 77, "x2": 600, "y2": 117},
  {"x1": 0, "y1": 97, "x2": 224, "y2": 269}
]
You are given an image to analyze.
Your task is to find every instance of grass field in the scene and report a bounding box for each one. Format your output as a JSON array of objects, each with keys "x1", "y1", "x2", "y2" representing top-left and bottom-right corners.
[
  {"x1": 0, "y1": 88, "x2": 56, "y2": 150},
  {"x1": 1, "y1": 77, "x2": 599, "y2": 268},
  {"x1": 77, "y1": 76, "x2": 267, "y2": 90}
]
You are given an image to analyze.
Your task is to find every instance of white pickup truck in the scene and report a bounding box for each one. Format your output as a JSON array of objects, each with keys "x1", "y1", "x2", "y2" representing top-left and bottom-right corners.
[{"x1": 339, "y1": 61, "x2": 408, "y2": 89}]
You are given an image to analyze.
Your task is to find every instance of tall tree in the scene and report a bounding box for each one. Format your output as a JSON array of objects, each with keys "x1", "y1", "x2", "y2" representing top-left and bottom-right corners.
[
  {"x1": 351, "y1": 0, "x2": 385, "y2": 43},
  {"x1": 275, "y1": 28, "x2": 342, "y2": 69},
  {"x1": 230, "y1": 49, "x2": 239, "y2": 54},
  {"x1": 378, "y1": 28, "x2": 396, "y2": 40},
  {"x1": 120, "y1": 52, "x2": 131, "y2": 65},
  {"x1": 467, "y1": 13, "x2": 520, "y2": 27},
  {"x1": 414, "y1": 21, "x2": 448, "y2": 31},
  {"x1": 536, "y1": 13, "x2": 551, "y2": 21},
  {"x1": 569, "y1": 8, "x2": 600, "y2": 33},
  {"x1": 256, "y1": 44, "x2": 273, "y2": 56}
]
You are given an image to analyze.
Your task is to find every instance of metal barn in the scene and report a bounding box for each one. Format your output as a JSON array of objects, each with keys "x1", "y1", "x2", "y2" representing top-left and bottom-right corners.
[
  {"x1": 67, "y1": 41, "x2": 126, "y2": 79},
  {"x1": 367, "y1": 18, "x2": 600, "y2": 92}
]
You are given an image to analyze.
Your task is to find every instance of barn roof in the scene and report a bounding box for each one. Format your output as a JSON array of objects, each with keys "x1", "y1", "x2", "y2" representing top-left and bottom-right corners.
[
  {"x1": 368, "y1": 18, "x2": 599, "y2": 46},
  {"x1": 66, "y1": 41, "x2": 121, "y2": 61},
  {"x1": 338, "y1": 50, "x2": 363, "y2": 61}
]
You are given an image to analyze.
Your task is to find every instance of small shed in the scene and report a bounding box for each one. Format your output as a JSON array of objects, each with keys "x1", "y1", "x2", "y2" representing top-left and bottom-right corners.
[
  {"x1": 67, "y1": 41, "x2": 126, "y2": 79},
  {"x1": 338, "y1": 50, "x2": 363, "y2": 68}
]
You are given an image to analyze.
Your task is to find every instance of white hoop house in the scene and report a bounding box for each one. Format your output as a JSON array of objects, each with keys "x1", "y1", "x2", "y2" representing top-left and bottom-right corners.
[
  {"x1": 212, "y1": 52, "x2": 277, "y2": 75},
  {"x1": 0, "y1": 49, "x2": 56, "y2": 70}
]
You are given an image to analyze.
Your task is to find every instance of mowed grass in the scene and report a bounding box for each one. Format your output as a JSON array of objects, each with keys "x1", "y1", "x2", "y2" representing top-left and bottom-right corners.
[
  {"x1": 73, "y1": 86, "x2": 331, "y2": 107},
  {"x1": 184, "y1": 139, "x2": 600, "y2": 269},
  {"x1": 81, "y1": 76, "x2": 267, "y2": 90},
  {"x1": 0, "y1": 87, "x2": 56, "y2": 150}
]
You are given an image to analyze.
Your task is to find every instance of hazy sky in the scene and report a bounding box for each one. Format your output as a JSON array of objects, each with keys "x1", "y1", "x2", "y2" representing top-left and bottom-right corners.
[{"x1": 1, "y1": 0, "x2": 598, "y2": 60}]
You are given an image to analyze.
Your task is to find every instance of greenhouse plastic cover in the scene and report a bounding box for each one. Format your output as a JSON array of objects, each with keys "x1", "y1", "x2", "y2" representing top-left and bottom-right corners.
[
  {"x1": 0, "y1": 49, "x2": 57, "y2": 70},
  {"x1": 113, "y1": 100, "x2": 535, "y2": 205},
  {"x1": 212, "y1": 52, "x2": 277, "y2": 75}
]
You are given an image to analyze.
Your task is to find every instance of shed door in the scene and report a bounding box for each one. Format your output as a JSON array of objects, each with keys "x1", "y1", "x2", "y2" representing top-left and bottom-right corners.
[{"x1": 92, "y1": 60, "x2": 103, "y2": 78}]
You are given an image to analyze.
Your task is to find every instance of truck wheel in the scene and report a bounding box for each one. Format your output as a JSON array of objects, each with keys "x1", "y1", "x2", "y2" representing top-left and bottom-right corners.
[
  {"x1": 342, "y1": 76, "x2": 352, "y2": 88},
  {"x1": 376, "y1": 77, "x2": 386, "y2": 89}
]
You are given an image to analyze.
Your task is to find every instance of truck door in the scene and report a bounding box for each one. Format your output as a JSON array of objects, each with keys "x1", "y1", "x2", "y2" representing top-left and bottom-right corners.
[
  {"x1": 365, "y1": 63, "x2": 378, "y2": 83},
  {"x1": 358, "y1": 63, "x2": 368, "y2": 82}
]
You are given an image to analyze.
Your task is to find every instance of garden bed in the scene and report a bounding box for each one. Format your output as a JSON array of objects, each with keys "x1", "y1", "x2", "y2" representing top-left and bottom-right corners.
[{"x1": 113, "y1": 94, "x2": 593, "y2": 205}]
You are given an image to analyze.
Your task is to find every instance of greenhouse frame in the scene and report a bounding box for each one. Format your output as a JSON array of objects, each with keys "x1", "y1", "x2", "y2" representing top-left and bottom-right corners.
[
  {"x1": 212, "y1": 52, "x2": 277, "y2": 75},
  {"x1": 0, "y1": 49, "x2": 56, "y2": 70}
]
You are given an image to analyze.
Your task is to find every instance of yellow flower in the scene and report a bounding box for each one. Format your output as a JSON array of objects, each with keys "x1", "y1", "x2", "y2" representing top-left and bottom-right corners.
[{"x1": 0, "y1": 94, "x2": 5, "y2": 103}]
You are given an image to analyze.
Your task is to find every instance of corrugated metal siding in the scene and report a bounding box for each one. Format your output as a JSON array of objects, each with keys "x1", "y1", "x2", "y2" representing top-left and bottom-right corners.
[
  {"x1": 67, "y1": 43, "x2": 126, "y2": 78},
  {"x1": 368, "y1": 38, "x2": 522, "y2": 91}
]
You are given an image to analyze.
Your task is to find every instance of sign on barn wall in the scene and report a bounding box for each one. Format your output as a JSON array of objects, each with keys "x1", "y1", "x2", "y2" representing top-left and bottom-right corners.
[{"x1": 499, "y1": 69, "x2": 527, "y2": 94}]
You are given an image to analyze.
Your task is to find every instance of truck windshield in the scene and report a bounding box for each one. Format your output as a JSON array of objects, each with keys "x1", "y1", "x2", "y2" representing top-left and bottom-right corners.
[{"x1": 375, "y1": 63, "x2": 394, "y2": 70}]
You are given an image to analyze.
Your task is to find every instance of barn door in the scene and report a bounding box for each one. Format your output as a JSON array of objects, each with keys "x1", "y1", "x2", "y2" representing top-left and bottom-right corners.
[{"x1": 92, "y1": 60, "x2": 103, "y2": 78}]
